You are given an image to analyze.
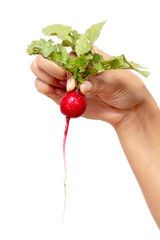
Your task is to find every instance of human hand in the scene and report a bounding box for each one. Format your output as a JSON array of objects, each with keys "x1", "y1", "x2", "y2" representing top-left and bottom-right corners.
[{"x1": 31, "y1": 46, "x2": 147, "y2": 127}]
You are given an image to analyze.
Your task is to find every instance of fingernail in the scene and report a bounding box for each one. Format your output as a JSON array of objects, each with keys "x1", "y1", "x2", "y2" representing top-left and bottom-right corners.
[
  {"x1": 83, "y1": 81, "x2": 92, "y2": 93},
  {"x1": 67, "y1": 78, "x2": 75, "y2": 92}
]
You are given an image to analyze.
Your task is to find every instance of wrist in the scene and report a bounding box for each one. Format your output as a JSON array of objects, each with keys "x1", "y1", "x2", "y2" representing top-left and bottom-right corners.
[
  {"x1": 111, "y1": 86, "x2": 160, "y2": 228},
  {"x1": 113, "y1": 86, "x2": 160, "y2": 188}
]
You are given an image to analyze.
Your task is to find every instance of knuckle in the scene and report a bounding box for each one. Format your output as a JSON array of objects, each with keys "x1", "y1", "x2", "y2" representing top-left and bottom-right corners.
[
  {"x1": 30, "y1": 60, "x2": 37, "y2": 73},
  {"x1": 36, "y1": 54, "x2": 44, "y2": 67},
  {"x1": 133, "y1": 75, "x2": 145, "y2": 92},
  {"x1": 138, "y1": 79, "x2": 145, "y2": 90},
  {"x1": 34, "y1": 78, "x2": 39, "y2": 89},
  {"x1": 137, "y1": 80, "x2": 146, "y2": 100},
  {"x1": 68, "y1": 51, "x2": 77, "y2": 58},
  {"x1": 42, "y1": 85, "x2": 51, "y2": 95},
  {"x1": 35, "y1": 79, "x2": 51, "y2": 95},
  {"x1": 88, "y1": 76, "x2": 99, "y2": 96}
]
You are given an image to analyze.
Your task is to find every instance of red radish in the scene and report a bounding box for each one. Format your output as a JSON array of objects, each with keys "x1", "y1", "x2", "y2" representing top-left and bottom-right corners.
[
  {"x1": 60, "y1": 89, "x2": 87, "y2": 118},
  {"x1": 60, "y1": 89, "x2": 87, "y2": 221}
]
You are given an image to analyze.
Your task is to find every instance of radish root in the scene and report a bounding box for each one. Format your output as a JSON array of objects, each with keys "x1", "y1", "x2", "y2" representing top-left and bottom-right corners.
[{"x1": 62, "y1": 117, "x2": 70, "y2": 222}]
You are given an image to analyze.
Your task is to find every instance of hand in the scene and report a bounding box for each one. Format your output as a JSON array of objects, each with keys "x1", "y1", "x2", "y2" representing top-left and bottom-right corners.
[{"x1": 31, "y1": 47, "x2": 147, "y2": 127}]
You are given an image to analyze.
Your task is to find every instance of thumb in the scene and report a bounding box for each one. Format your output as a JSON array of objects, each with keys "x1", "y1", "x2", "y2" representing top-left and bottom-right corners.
[
  {"x1": 80, "y1": 77, "x2": 101, "y2": 96},
  {"x1": 67, "y1": 72, "x2": 101, "y2": 96}
]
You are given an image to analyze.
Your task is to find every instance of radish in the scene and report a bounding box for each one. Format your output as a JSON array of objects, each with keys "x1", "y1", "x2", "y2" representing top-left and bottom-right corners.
[
  {"x1": 60, "y1": 89, "x2": 87, "y2": 221},
  {"x1": 60, "y1": 89, "x2": 87, "y2": 118},
  {"x1": 27, "y1": 20, "x2": 149, "y2": 222}
]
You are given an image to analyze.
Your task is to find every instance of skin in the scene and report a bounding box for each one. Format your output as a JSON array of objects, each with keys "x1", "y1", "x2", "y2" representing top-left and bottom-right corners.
[{"x1": 31, "y1": 46, "x2": 160, "y2": 229}]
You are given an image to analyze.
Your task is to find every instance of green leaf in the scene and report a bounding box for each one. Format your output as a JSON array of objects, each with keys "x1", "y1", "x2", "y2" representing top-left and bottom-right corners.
[
  {"x1": 42, "y1": 25, "x2": 80, "y2": 51},
  {"x1": 69, "y1": 30, "x2": 80, "y2": 45},
  {"x1": 57, "y1": 44, "x2": 68, "y2": 63},
  {"x1": 64, "y1": 57, "x2": 76, "y2": 73},
  {"x1": 73, "y1": 53, "x2": 93, "y2": 81},
  {"x1": 77, "y1": 54, "x2": 150, "y2": 80},
  {"x1": 75, "y1": 53, "x2": 93, "y2": 71},
  {"x1": 27, "y1": 39, "x2": 71, "y2": 71},
  {"x1": 85, "y1": 20, "x2": 107, "y2": 45},
  {"x1": 75, "y1": 35, "x2": 91, "y2": 57},
  {"x1": 75, "y1": 21, "x2": 106, "y2": 56},
  {"x1": 126, "y1": 60, "x2": 150, "y2": 77},
  {"x1": 26, "y1": 39, "x2": 57, "y2": 57},
  {"x1": 102, "y1": 55, "x2": 150, "y2": 77},
  {"x1": 42, "y1": 24, "x2": 72, "y2": 41},
  {"x1": 90, "y1": 53, "x2": 104, "y2": 71},
  {"x1": 102, "y1": 55, "x2": 129, "y2": 70}
]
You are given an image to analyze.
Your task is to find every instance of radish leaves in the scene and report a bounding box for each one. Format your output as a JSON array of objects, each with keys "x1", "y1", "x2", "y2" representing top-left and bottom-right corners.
[
  {"x1": 75, "y1": 21, "x2": 106, "y2": 56},
  {"x1": 27, "y1": 21, "x2": 150, "y2": 82}
]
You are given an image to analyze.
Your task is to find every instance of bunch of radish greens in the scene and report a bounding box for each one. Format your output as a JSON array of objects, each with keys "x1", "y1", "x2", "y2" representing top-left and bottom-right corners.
[{"x1": 27, "y1": 20, "x2": 149, "y2": 220}]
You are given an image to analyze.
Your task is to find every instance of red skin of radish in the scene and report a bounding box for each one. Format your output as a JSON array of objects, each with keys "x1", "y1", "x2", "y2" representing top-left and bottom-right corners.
[{"x1": 60, "y1": 89, "x2": 87, "y2": 118}]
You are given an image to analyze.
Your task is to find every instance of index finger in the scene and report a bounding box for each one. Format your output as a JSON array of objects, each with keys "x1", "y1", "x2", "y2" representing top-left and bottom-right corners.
[{"x1": 36, "y1": 54, "x2": 67, "y2": 80}]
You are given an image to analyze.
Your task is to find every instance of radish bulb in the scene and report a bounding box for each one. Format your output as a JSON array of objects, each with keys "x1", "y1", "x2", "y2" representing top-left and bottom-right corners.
[{"x1": 60, "y1": 89, "x2": 87, "y2": 118}]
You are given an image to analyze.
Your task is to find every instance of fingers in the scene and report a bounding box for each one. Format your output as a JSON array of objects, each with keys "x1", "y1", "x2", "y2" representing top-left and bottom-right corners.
[
  {"x1": 31, "y1": 59, "x2": 67, "y2": 88},
  {"x1": 35, "y1": 78, "x2": 66, "y2": 98},
  {"x1": 36, "y1": 54, "x2": 67, "y2": 80}
]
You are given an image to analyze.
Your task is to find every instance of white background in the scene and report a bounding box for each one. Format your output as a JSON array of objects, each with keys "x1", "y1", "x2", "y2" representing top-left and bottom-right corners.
[{"x1": 0, "y1": 0, "x2": 160, "y2": 239}]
